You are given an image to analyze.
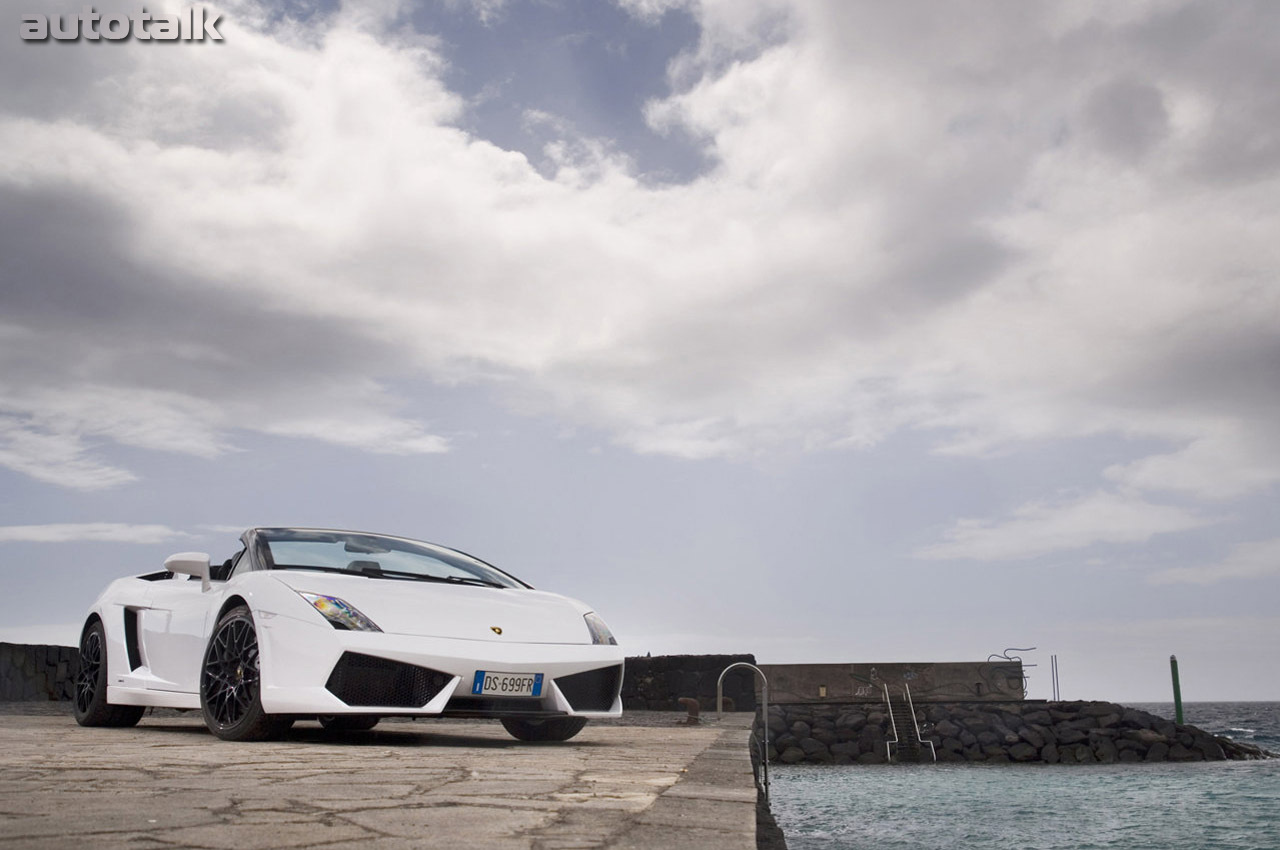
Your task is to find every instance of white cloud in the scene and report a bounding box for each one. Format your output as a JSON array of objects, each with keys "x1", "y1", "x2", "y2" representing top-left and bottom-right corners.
[
  {"x1": 1149, "y1": 537, "x2": 1280, "y2": 585},
  {"x1": 439, "y1": 0, "x2": 510, "y2": 25},
  {"x1": 0, "y1": 0, "x2": 1276, "y2": 574},
  {"x1": 916, "y1": 490, "x2": 1215, "y2": 561},
  {"x1": 0, "y1": 382, "x2": 450, "y2": 486},
  {"x1": 1, "y1": 386, "x2": 229, "y2": 459},
  {"x1": 0, "y1": 417, "x2": 137, "y2": 491},
  {"x1": 0, "y1": 523, "x2": 191, "y2": 544},
  {"x1": 198, "y1": 524, "x2": 253, "y2": 535},
  {"x1": 260, "y1": 416, "x2": 449, "y2": 455},
  {"x1": 1105, "y1": 426, "x2": 1280, "y2": 501},
  {"x1": 615, "y1": 0, "x2": 695, "y2": 24}
]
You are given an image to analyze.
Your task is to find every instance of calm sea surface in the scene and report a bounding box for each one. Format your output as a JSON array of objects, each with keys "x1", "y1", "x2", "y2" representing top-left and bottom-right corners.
[{"x1": 768, "y1": 702, "x2": 1280, "y2": 850}]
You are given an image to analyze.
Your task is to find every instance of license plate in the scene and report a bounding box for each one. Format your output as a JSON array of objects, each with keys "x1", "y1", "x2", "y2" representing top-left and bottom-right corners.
[{"x1": 472, "y1": 671, "x2": 544, "y2": 697}]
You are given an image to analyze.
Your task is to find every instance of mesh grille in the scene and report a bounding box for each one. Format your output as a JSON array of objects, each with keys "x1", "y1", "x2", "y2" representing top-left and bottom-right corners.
[
  {"x1": 325, "y1": 652, "x2": 452, "y2": 708},
  {"x1": 555, "y1": 665, "x2": 622, "y2": 712}
]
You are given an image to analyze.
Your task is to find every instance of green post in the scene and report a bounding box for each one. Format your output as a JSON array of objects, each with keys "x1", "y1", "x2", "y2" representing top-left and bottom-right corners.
[{"x1": 1170, "y1": 654, "x2": 1184, "y2": 725}]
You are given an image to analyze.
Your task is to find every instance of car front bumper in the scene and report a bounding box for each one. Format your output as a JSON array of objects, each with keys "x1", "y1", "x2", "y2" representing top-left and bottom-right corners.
[{"x1": 256, "y1": 614, "x2": 625, "y2": 718}]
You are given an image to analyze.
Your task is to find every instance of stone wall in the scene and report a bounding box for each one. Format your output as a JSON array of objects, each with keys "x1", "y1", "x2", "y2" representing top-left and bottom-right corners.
[
  {"x1": 0, "y1": 643, "x2": 78, "y2": 702},
  {"x1": 622, "y1": 654, "x2": 758, "y2": 712},
  {"x1": 755, "y1": 699, "x2": 1272, "y2": 764},
  {"x1": 760, "y1": 661, "x2": 1026, "y2": 703}
]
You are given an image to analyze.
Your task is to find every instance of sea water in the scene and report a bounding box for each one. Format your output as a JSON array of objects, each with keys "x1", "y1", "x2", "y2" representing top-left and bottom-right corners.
[{"x1": 767, "y1": 702, "x2": 1280, "y2": 850}]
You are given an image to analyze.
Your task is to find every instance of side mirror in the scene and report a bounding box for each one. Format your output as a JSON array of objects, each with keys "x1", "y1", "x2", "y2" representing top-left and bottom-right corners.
[{"x1": 165, "y1": 552, "x2": 212, "y2": 592}]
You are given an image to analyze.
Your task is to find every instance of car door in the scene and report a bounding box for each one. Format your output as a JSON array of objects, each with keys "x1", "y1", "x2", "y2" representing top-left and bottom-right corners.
[
  {"x1": 137, "y1": 573, "x2": 216, "y2": 694},
  {"x1": 139, "y1": 550, "x2": 247, "y2": 694}
]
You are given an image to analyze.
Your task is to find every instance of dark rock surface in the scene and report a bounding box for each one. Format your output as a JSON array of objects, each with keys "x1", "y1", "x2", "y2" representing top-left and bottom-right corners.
[
  {"x1": 0, "y1": 643, "x2": 79, "y2": 702},
  {"x1": 622, "y1": 654, "x2": 758, "y2": 712},
  {"x1": 753, "y1": 700, "x2": 1274, "y2": 765},
  {"x1": 756, "y1": 790, "x2": 789, "y2": 850}
]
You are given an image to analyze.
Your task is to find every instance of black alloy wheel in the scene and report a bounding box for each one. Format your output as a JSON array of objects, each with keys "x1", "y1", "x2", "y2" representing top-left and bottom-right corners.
[
  {"x1": 73, "y1": 619, "x2": 144, "y2": 728},
  {"x1": 200, "y1": 606, "x2": 290, "y2": 741}
]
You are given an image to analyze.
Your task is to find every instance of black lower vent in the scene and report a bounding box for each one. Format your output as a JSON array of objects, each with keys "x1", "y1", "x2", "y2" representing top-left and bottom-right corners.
[
  {"x1": 555, "y1": 665, "x2": 622, "y2": 712},
  {"x1": 325, "y1": 653, "x2": 452, "y2": 708},
  {"x1": 123, "y1": 608, "x2": 142, "y2": 671},
  {"x1": 444, "y1": 696, "x2": 560, "y2": 717}
]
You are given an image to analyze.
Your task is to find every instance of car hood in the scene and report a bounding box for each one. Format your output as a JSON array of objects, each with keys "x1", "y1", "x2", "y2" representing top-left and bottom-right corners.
[{"x1": 267, "y1": 571, "x2": 595, "y2": 644}]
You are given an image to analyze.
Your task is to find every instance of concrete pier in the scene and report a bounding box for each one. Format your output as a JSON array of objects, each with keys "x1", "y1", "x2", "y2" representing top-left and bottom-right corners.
[{"x1": 0, "y1": 706, "x2": 759, "y2": 849}]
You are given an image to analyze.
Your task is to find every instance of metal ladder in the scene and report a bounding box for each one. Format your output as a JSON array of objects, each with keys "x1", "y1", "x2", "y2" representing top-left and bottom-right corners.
[
  {"x1": 884, "y1": 683, "x2": 936, "y2": 763},
  {"x1": 717, "y1": 662, "x2": 770, "y2": 802}
]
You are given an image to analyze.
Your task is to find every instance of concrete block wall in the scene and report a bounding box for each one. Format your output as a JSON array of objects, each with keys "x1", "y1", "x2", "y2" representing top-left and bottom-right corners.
[
  {"x1": 621, "y1": 654, "x2": 758, "y2": 712},
  {"x1": 0, "y1": 643, "x2": 79, "y2": 702},
  {"x1": 760, "y1": 661, "x2": 1026, "y2": 703}
]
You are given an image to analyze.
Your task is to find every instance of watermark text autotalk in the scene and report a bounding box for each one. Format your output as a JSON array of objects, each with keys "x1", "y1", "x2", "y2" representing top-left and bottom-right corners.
[{"x1": 21, "y1": 7, "x2": 223, "y2": 41}]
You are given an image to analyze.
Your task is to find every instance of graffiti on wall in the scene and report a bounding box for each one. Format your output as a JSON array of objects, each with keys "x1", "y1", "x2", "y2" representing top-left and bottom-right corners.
[{"x1": 760, "y1": 660, "x2": 1027, "y2": 704}]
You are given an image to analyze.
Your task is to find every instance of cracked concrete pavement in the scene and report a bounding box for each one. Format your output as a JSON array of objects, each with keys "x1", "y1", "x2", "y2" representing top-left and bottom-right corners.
[{"x1": 0, "y1": 707, "x2": 758, "y2": 849}]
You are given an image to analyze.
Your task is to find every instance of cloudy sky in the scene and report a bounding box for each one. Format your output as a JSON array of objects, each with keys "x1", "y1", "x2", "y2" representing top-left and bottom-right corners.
[{"x1": 2, "y1": 0, "x2": 1277, "y2": 701}]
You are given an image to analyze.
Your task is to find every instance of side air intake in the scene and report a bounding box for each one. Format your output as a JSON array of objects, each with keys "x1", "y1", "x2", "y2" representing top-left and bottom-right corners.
[
  {"x1": 325, "y1": 652, "x2": 453, "y2": 708},
  {"x1": 555, "y1": 665, "x2": 622, "y2": 712}
]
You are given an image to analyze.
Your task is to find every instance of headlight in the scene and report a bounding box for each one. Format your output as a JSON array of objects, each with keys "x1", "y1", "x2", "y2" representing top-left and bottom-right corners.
[
  {"x1": 299, "y1": 592, "x2": 382, "y2": 632},
  {"x1": 584, "y1": 612, "x2": 617, "y2": 645}
]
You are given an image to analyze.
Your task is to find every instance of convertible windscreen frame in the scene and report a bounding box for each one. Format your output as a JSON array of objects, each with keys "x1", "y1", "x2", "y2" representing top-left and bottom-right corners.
[{"x1": 248, "y1": 528, "x2": 529, "y2": 589}]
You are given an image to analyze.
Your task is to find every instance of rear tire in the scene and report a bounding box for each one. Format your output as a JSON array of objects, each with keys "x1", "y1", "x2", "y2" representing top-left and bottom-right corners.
[
  {"x1": 73, "y1": 619, "x2": 145, "y2": 728},
  {"x1": 501, "y1": 716, "x2": 588, "y2": 742},
  {"x1": 200, "y1": 606, "x2": 290, "y2": 741},
  {"x1": 319, "y1": 714, "x2": 380, "y2": 731}
]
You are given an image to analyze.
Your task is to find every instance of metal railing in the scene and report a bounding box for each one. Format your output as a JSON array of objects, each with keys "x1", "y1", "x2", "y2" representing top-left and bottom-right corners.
[
  {"x1": 989, "y1": 646, "x2": 1037, "y2": 698},
  {"x1": 903, "y1": 683, "x2": 936, "y2": 762},
  {"x1": 883, "y1": 683, "x2": 899, "y2": 761},
  {"x1": 717, "y1": 662, "x2": 769, "y2": 802},
  {"x1": 885, "y1": 683, "x2": 936, "y2": 763}
]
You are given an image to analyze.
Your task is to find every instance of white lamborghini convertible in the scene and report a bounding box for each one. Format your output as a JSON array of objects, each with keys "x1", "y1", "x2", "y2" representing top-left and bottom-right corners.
[{"x1": 73, "y1": 527, "x2": 624, "y2": 742}]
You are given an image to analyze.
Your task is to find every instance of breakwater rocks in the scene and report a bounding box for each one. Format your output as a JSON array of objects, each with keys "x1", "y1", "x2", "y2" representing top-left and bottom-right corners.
[
  {"x1": 0, "y1": 643, "x2": 78, "y2": 702},
  {"x1": 756, "y1": 700, "x2": 1273, "y2": 765},
  {"x1": 622, "y1": 654, "x2": 758, "y2": 712}
]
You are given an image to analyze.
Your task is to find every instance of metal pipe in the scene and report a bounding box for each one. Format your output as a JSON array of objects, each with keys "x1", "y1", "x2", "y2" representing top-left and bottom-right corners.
[
  {"x1": 883, "y1": 683, "x2": 899, "y2": 761},
  {"x1": 716, "y1": 662, "x2": 769, "y2": 801},
  {"x1": 904, "y1": 683, "x2": 936, "y2": 762},
  {"x1": 1170, "y1": 655, "x2": 1184, "y2": 724}
]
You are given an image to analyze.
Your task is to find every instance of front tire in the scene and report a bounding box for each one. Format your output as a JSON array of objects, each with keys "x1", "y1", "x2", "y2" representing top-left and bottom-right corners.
[
  {"x1": 501, "y1": 716, "x2": 588, "y2": 742},
  {"x1": 73, "y1": 619, "x2": 144, "y2": 728},
  {"x1": 200, "y1": 606, "x2": 290, "y2": 741}
]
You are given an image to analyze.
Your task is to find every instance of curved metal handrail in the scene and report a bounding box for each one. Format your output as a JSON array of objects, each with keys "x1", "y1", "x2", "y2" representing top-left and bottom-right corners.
[
  {"x1": 717, "y1": 662, "x2": 769, "y2": 801},
  {"x1": 989, "y1": 646, "x2": 1037, "y2": 697},
  {"x1": 903, "y1": 683, "x2": 936, "y2": 762},
  {"x1": 987, "y1": 646, "x2": 1036, "y2": 663},
  {"x1": 884, "y1": 683, "x2": 899, "y2": 761}
]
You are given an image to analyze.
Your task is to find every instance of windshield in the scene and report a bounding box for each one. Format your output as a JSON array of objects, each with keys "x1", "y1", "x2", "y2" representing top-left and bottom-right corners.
[{"x1": 256, "y1": 529, "x2": 526, "y2": 589}]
